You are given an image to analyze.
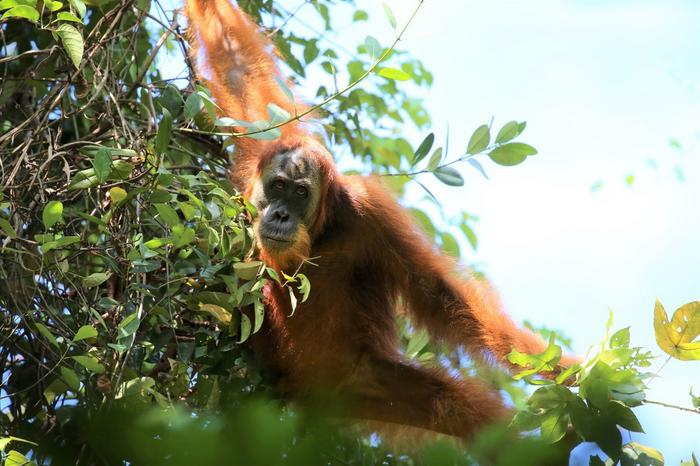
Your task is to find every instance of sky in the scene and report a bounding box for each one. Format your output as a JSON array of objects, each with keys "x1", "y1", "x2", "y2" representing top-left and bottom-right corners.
[
  {"x1": 159, "y1": 0, "x2": 700, "y2": 462},
  {"x1": 362, "y1": 1, "x2": 700, "y2": 462}
]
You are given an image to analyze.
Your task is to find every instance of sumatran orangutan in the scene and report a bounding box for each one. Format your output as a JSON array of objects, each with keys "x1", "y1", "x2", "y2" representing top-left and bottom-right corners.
[{"x1": 185, "y1": 0, "x2": 576, "y2": 440}]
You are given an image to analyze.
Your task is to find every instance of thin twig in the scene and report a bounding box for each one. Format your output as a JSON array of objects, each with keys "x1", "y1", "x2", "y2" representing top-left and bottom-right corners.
[
  {"x1": 125, "y1": 12, "x2": 178, "y2": 98},
  {"x1": 0, "y1": 46, "x2": 59, "y2": 64},
  {"x1": 267, "y1": 0, "x2": 309, "y2": 37},
  {"x1": 643, "y1": 399, "x2": 700, "y2": 414}
]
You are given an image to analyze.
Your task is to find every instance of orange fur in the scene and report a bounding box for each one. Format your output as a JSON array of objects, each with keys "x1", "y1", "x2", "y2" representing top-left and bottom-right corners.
[
  {"x1": 185, "y1": 0, "x2": 308, "y2": 187},
  {"x1": 256, "y1": 222, "x2": 311, "y2": 271},
  {"x1": 185, "y1": 0, "x2": 576, "y2": 441}
]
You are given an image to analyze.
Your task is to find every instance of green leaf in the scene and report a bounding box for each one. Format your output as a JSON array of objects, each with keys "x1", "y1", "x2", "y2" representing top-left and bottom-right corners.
[
  {"x1": 554, "y1": 363, "x2": 581, "y2": 385},
  {"x1": 427, "y1": 147, "x2": 443, "y2": 171},
  {"x1": 267, "y1": 103, "x2": 290, "y2": 125},
  {"x1": 107, "y1": 343, "x2": 128, "y2": 354},
  {"x1": 6, "y1": 450, "x2": 34, "y2": 466},
  {"x1": 45, "y1": 0, "x2": 61, "y2": 11},
  {"x1": 0, "y1": 218, "x2": 17, "y2": 238},
  {"x1": 610, "y1": 327, "x2": 630, "y2": 348},
  {"x1": 244, "y1": 122, "x2": 281, "y2": 140},
  {"x1": 382, "y1": 1, "x2": 397, "y2": 28},
  {"x1": 171, "y1": 224, "x2": 195, "y2": 249},
  {"x1": 2, "y1": 5, "x2": 39, "y2": 22},
  {"x1": 234, "y1": 261, "x2": 262, "y2": 280},
  {"x1": 410, "y1": 208, "x2": 436, "y2": 238},
  {"x1": 608, "y1": 400, "x2": 643, "y2": 433},
  {"x1": 378, "y1": 67, "x2": 411, "y2": 81},
  {"x1": 406, "y1": 328, "x2": 430, "y2": 358},
  {"x1": 154, "y1": 203, "x2": 179, "y2": 228},
  {"x1": 178, "y1": 201, "x2": 196, "y2": 220},
  {"x1": 508, "y1": 336, "x2": 562, "y2": 379},
  {"x1": 297, "y1": 273, "x2": 311, "y2": 302},
  {"x1": 158, "y1": 85, "x2": 183, "y2": 117},
  {"x1": 253, "y1": 297, "x2": 264, "y2": 333},
  {"x1": 155, "y1": 108, "x2": 173, "y2": 155},
  {"x1": 117, "y1": 313, "x2": 140, "y2": 337},
  {"x1": 36, "y1": 322, "x2": 59, "y2": 347},
  {"x1": 93, "y1": 148, "x2": 112, "y2": 183},
  {"x1": 216, "y1": 117, "x2": 251, "y2": 128},
  {"x1": 68, "y1": 168, "x2": 97, "y2": 189},
  {"x1": 353, "y1": 10, "x2": 368, "y2": 21},
  {"x1": 116, "y1": 377, "x2": 155, "y2": 399},
  {"x1": 691, "y1": 387, "x2": 700, "y2": 408},
  {"x1": 274, "y1": 76, "x2": 295, "y2": 104},
  {"x1": 467, "y1": 158, "x2": 489, "y2": 179},
  {"x1": 238, "y1": 313, "x2": 252, "y2": 343},
  {"x1": 82, "y1": 272, "x2": 110, "y2": 288},
  {"x1": 433, "y1": 166, "x2": 464, "y2": 187},
  {"x1": 112, "y1": 161, "x2": 133, "y2": 180},
  {"x1": 0, "y1": 0, "x2": 27, "y2": 10},
  {"x1": 539, "y1": 407, "x2": 568, "y2": 443},
  {"x1": 412, "y1": 132, "x2": 434, "y2": 166},
  {"x1": 364, "y1": 35, "x2": 381, "y2": 61},
  {"x1": 42, "y1": 201, "x2": 63, "y2": 229},
  {"x1": 488, "y1": 142, "x2": 537, "y2": 166},
  {"x1": 56, "y1": 11, "x2": 82, "y2": 23},
  {"x1": 109, "y1": 186, "x2": 127, "y2": 204},
  {"x1": 60, "y1": 366, "x2": 81, "y2": 391},
  {"x1": 460, "y1": 222, "x2": 478, "y2": 250},
  {"x1": 466, "y1": 124, "x2": 490, "y2": 154},
  {"x1": 183, "y1": 91, "x2": 202, "y2": 119},
  {"x1": 568, "y1": 396, "x2": 594, "y2": 440},
  {"x1": 68, "y1": 0, "x2": 84, "y2": 17},
  {"x1": 591, "y1": 417, "x2": 622, "y2": 461},
  {"x1": 0, "y1": 0, "x2": 33, "y2": 11},
  {"x1": 0, "y1": 437, "x2": 37, "y2": 454},
  {"x1": 495, "y1": 120, "x2": 525, "y2": 143},
  {"x1": 313, "y1": 2, "x2": 330, "y2": 29},
  {"x1": 303, "y1": 39, "x2": 319, "y2": 64},
  {"x1": 440, "y1": 232, "x2": 460, "y2": 257},
  {"x1": 71, "y1": 355, "x2": 105, "y2": 374},
  {"x1": 41, "y1": 235, "x2": 80, "y2": 252},
  {"x1": 73, "y1": 325, "x2": 97, "y2": 341},
  {"x1": 55, "y1": 23, "x2": 83, "y2": 68},
  {"x1": 654, "y1": 300, "x2": 700, "y2": 360}
]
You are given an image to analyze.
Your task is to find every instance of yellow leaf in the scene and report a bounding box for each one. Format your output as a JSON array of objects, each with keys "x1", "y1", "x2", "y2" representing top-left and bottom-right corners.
[
  {"x1": 109, "y1": 187, "x2": 127, "y2": 204},
  {"x1": 654, "y1": 300, "x2": 700, "y2": 361},
  {"x1": 198, "y1": 303, "x2": 232, "y2": 324}
]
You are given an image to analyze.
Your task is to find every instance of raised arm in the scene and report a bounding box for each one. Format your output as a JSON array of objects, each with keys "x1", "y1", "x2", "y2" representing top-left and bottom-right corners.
[
  {"x1": 185, "y1": 0, "x2": 300, "y2": 123},
  {"x1": 185, "y1": 0, "x2": 308, "y2": 184}
]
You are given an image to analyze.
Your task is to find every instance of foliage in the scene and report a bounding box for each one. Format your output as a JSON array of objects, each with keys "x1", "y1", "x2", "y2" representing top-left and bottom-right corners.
[{"x1": 0, "y1": 0, "x2": 698, "y2": 465}]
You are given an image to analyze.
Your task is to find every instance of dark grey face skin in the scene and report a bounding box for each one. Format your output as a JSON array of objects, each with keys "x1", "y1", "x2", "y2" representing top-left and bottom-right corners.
[{"x1": 249, "y1": 149, "x2": 321, "y2": 250}]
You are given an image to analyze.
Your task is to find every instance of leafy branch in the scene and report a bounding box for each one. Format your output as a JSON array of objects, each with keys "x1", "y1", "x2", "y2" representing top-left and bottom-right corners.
[
  {"x1": 381, "y1": 119, "x2": 537, "y2": 187},
  {"x1": 178, "y1": 0, "x2": 425, "y2": 139}
]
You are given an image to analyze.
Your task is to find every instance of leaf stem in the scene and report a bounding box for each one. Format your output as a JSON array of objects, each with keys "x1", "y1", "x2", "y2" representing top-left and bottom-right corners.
[{"x1": 381, "y1": 152, "x2": 475, "y2": 177}]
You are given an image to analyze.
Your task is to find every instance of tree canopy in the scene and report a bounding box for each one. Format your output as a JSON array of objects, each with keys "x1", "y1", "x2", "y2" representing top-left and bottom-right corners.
[{"x1": 0, "y1": 1, "x2": 698, "y2": 465}]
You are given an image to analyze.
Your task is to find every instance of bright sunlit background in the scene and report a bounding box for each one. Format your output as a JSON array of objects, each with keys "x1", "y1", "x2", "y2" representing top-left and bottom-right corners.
[{"x1": 160, "y1": 0, "x2": 700, "y2": 462}]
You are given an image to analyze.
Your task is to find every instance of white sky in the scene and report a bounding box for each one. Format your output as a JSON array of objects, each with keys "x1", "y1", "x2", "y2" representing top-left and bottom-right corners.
[
  {"x1": 160, "y1": 0, "x2": 700, "y2": 462},
  {"x1": 373, "y1": 1, "x2": 700, "y2": 462}
]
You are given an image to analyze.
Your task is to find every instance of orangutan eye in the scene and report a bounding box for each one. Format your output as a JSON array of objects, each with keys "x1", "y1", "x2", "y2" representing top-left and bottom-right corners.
[
  {"x1": 295, "y1": 186, "x2": 308, "y2": 198},
  {"x1": 272, "y1": 179, "x2": 285, "y2": 191}
]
